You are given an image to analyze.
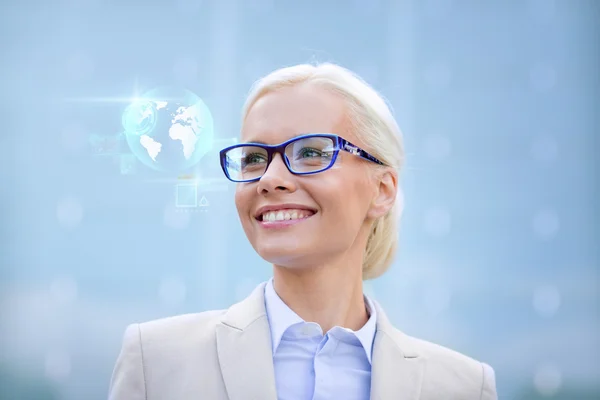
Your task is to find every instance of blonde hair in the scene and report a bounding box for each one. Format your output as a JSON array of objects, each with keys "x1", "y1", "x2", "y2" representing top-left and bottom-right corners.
[{"x1": 241, "y1": 63, "x2": 404, "y2": 280}]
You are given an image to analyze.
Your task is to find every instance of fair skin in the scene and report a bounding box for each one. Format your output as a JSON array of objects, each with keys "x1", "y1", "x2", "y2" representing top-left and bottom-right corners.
[{"x1": 235, "y1": 82, "x2": 398, "y2": 333}]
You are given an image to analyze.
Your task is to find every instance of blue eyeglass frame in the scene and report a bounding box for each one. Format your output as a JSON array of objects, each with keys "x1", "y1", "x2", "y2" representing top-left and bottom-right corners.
[{"x1": 219, "y1": 133, "x2": 385, "y2": 183}]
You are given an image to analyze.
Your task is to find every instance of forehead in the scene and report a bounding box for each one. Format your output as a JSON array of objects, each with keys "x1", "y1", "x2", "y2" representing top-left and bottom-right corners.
[{"x1": 241, "y1": 83, "x2": 349, "y2": 144}]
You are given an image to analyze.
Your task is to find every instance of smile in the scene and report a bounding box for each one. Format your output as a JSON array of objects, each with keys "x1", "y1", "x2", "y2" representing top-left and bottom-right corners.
[
  {"x1": 260, "y1": 209, "x2": 315, "y2": 222},
  {"x1": 256, "y1": 209, "x2": 317, "y2": 229}
]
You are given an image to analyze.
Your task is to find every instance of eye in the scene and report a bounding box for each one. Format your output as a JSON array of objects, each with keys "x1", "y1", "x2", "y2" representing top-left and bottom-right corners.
[
  {"x1": 298, "y1": 147, "x2": 324, "y2": 158},
  {"x1": 242, "y1": 152, "x2": 267, "y2": 166}
]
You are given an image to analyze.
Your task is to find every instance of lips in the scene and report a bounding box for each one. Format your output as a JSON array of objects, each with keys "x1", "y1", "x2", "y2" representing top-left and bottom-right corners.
[
  {"x1": 261, "y1": 209, "x2": 315, "y2": 222},
  {"x1": 254, "y1": 204, "x2": 318, "y2": 221}
]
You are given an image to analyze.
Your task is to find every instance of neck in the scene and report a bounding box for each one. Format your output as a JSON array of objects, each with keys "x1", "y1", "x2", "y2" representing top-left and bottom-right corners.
[{"x1": 272, "y1": 257, "x2": 369, "y2": 333}]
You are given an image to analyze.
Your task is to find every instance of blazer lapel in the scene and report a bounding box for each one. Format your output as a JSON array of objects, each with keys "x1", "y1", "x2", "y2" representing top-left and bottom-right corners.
[
  {"x1": 216, "y1": 283, "x2": 278, "y2": 400},
  {"x1": 370, "y1": 302, "x2": 425, "y2": 400}
]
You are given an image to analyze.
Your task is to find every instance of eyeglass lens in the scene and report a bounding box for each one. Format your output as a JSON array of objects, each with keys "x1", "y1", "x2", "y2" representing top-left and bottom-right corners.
[{"x1": 225, "y1": 136, "x2": 336, "y2": 181}]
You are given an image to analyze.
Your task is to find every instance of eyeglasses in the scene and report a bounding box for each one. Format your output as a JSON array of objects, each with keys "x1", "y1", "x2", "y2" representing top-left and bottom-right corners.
[{"x1": 219, "y1": 133, "x2": 385, "y2": 183}]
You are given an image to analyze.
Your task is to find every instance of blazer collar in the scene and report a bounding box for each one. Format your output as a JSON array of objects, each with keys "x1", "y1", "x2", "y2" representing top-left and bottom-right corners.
[
  {"x1": 216, "y1": 282, "x2": 424, "y2": 400},
  {"x1": 216, "y1": 282, "x2": 277, "y2": 400},
  {"x1": 369, "y1": 299, "x2": 425, "y2": 400}
]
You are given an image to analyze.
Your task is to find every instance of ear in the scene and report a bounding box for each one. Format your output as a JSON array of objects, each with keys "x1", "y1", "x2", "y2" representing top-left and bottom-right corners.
[{"x1": 367, "y1": 168, "x2": 398, "y2": 219}]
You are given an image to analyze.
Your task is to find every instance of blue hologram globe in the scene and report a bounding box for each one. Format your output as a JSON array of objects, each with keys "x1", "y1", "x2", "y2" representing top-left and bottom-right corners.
[{"x1": 122, "y1": 87, "x2": 215, "y2": 173}]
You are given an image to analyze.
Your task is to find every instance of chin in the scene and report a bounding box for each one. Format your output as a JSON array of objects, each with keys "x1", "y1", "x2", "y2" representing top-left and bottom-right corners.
[{"x1": 254, "y1": 239, "x2": 310, "y2": 266}]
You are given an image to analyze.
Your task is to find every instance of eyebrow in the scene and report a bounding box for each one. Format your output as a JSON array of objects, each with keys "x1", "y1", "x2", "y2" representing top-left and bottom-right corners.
[
  {"x1": 242, "y1": 139, "x2": 269, "y2": 145},
  {"x1": 241, "y1": 133, "x2": 329, "y2": 145}
]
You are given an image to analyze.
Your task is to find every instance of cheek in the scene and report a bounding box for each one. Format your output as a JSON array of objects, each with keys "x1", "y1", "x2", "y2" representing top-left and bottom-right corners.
[
  {"x1": 322, "y1": 171, "x2": 373, "y2": 213},
  {"x1": 319, "y1": 185, "x2": 367, "y2": 228},
  {"x1": 234, "y1": 186, "x2": 251, "y2": 218},
  {"x1": 338, "y1": 190, "x2": 373, "y2": 233}
]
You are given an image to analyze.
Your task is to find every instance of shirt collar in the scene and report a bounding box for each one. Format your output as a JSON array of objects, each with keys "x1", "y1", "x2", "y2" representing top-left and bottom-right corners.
[{"x1": 264, "y1": 278, "x2": 377, "y2": 364}]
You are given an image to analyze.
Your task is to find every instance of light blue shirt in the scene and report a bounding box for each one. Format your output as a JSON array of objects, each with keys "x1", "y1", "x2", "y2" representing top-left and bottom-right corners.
[{"x1": 264, "y1": 278, "x2": 377, "y2": 400}]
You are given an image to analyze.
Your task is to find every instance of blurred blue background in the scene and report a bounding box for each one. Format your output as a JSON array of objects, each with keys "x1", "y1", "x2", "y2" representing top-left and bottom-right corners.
[{"x1": 1, "y1": 0, "x2": 598, "y2": 399}]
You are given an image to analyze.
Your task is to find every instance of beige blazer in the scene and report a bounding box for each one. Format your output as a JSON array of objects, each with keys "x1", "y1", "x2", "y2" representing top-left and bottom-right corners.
[{"x1": 109, "y1": 282, "x2": 497, "y2": 400}]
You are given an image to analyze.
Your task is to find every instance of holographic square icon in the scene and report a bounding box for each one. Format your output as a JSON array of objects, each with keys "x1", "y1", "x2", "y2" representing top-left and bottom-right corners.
[{"x1": 176, "y1": 184, "x2": 198, "y2": 208}]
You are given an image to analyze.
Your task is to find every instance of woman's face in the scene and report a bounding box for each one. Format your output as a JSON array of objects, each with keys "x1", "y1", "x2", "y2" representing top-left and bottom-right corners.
[{"x1": 235, "y1": 83, "x2": 393, "y2": 269}]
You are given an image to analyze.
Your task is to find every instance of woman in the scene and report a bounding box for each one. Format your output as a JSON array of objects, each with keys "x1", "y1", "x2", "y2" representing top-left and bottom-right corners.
[{"x1": 109, "y1": 63, "x2": 498, "y2": 400}]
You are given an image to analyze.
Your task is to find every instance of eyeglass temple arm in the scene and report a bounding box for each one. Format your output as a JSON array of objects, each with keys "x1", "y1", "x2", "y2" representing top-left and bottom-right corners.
[{"x1": 339, "y1": 138, "x2": 385, "y2": 165}]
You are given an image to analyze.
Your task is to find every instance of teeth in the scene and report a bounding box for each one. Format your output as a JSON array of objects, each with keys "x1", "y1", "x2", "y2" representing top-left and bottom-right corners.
[{"x1": 262, "y1": 209, "x2": 313, "y2": 222}]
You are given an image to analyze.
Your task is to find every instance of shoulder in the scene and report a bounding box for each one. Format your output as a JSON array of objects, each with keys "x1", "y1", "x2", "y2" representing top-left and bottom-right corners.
[
  {"x1": 124, "y1": 280, "x2": 268, "y2": 355},
  {"x1": 132, "y1": 310, "x2": 226, "y2": 347},
  {"x1": 138, "y1": 310, "x2": 225, "y2": 334},
  {"x1": 385, "y1": 329, "x2": 497, "y2": 399},
  {"x1": 110, "y1": 311, "x2": 231, "y2": 399},
  {"x1": 408, "y1": 333, "x2": 483, "y2": 373},
  {"x1": 115, "y1": 310, "x2": 228, "y2": 365},
  {"x1": 126, "y1": 312, "x2": 228, "y2": 379}
]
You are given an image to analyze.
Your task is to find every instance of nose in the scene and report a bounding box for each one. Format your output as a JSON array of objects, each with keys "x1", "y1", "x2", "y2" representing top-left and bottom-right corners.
[{"x1": 256, "y1": 153, "x2": 296, "y2": 195}]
